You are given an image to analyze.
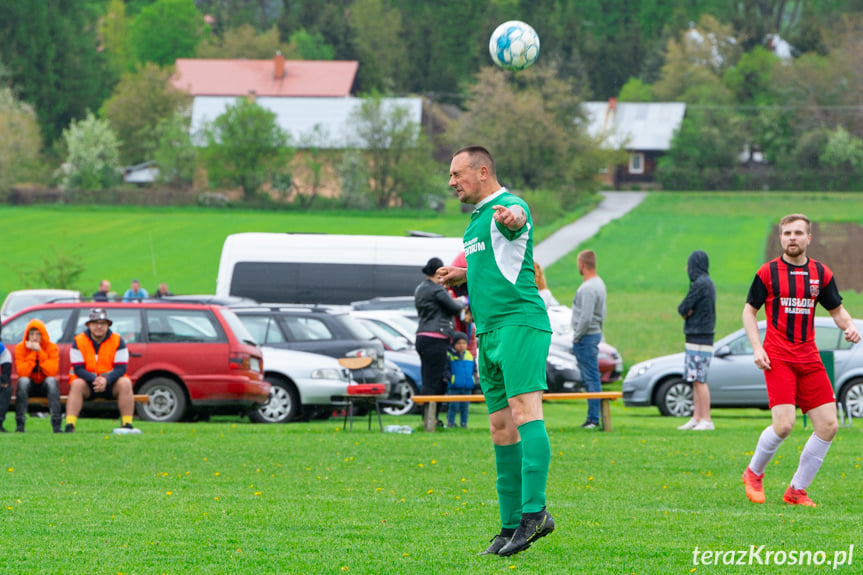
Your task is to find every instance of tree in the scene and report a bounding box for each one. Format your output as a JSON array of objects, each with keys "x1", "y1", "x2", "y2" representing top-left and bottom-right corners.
[
  {"x1": 653, "y1": 15, "x2": 740, "y2": 103},
  {"x1": 618, "y1": 78, "x2": 654, "y2": 102},
  {"x1": 60, "y1": 111, "x2": 122, "y2": 191},
  {"x1": 820, "y1": 125, "x2": 863, "y2": 170},
  {"x1": 0, "y1": 0, "x2": 115, "y2": 144},
  {"x1": 201, "y1": 98, "x2": 293, "y2": 200},
  {"x1": 348, "y1": 0, "x2": 408, "y2": 93},
  {"x1": 348, "y1": 94, "x2": 439, "y2": 209},
  {"x1": 196, "y1": 24, "x2": 294, "y2": 59},
  {"x1": 129, "y1": 0, "x2": 208, "y2": 66},
  {"x1": 446, "y1": 64, "x2": 602, "y2": 195},
  {"x1": 290, "y1": 29, "x2": 335, "y2": 60},
  {"x1": 154, "y1": 111, "x2": 196, "y2": 187},
  {"x1": 102, "y1": 63, "x2": 192, "y2": 164},
  {"x1": 99, "y1": 0, "x2": 135, "y2": 76},
  {"x1": 0, "y1": 87, "x2": 44, "y2": 194}
]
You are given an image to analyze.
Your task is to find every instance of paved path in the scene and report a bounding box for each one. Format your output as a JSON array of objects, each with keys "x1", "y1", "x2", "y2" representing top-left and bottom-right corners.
[{"x1": 534, "y1": 191, "x2": 648, "y2": 268}]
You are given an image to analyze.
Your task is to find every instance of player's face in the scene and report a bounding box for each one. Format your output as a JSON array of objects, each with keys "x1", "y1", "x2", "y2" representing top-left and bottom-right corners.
[
  {"x1": 780, "y1": 219, "x2": 810, "y2": 259},
  {"x1": 449, "y1": 153, "x2": 483, "y2": 204},
  {"x1": 27, "y1": 329, "x2": 41, "y2": 343}
]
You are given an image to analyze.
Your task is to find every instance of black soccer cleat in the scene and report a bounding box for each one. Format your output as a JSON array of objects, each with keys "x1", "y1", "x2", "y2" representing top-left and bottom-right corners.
[
  {"x1": 122, "y1": 423, "x2": 134, "y2": 430},
  {"x1": 64, "y1": 423, "x2": 76, "y2": 433},
  {"x1": 478, "y1": 529, "x2": 514, "y2": 556},
  {"x1": 497, "y1": 508, "x2": 555, "y2": 556}
]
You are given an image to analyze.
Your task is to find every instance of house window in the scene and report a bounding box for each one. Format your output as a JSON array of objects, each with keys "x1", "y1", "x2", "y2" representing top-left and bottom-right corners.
[{"x1": 629, "y1": 153, "x2": 644, "y2": 174}]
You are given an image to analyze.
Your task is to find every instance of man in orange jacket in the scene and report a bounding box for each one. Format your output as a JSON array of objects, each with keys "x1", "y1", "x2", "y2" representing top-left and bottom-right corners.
[
  {"x1": 14, "y1": 319, "x2": 61, "y2": 433},
  {"x1": 65, "y1": 308, "x2": 136, "y2": 433}
]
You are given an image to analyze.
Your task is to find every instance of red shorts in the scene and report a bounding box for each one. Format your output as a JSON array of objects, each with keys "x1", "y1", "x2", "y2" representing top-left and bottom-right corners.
[{"x1": 764, "y1": 359, "x2": 835, "y2": 413}]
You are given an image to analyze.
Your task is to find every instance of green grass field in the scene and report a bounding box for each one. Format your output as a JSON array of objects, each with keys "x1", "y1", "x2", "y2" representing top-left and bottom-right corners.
[{"x1": 3, "y1": 404, "x2": 861, "y2": 574}]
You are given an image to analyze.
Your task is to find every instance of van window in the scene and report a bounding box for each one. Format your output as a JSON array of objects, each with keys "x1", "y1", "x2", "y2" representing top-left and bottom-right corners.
[
  {"x1": 146, "y1": 309, "x2": 225, "y2": 343},
  {"x1": 229, "y1": 262, "x2": 425, "y2": 305},
  {"x1": 1, "y1": 308, "x2": 74, "y2": 345}
]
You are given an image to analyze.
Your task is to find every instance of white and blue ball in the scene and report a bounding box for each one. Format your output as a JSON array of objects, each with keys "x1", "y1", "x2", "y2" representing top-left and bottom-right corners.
[{"x1": 489, "y1": 20, "x2": 540, "y2": 71}]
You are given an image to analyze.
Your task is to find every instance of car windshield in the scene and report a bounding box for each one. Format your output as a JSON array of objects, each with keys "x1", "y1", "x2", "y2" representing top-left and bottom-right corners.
[
  {"x1": 337, "y1": 313, "x2": 378, "y2": 341},
  {"x1": 3, "y1": 291, "x2": 78, "y2": 317}
]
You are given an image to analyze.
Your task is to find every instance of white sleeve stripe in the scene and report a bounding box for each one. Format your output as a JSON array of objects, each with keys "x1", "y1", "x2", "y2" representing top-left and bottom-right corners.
[
  {"x1": 70, "y1": 348, "x2": 84, "y2": 364},
  {"x1": 114, "y1": 348, "x2": 129, "y2": 364}
]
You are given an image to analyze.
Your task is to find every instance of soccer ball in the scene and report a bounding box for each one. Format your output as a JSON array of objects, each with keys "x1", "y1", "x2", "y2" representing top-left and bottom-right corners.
[{"x1": 489, "y1": 20, "x2": 540, "y2": 71}]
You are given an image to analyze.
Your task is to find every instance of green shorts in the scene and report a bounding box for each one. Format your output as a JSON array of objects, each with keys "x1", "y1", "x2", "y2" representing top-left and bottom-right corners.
[{"x1": 478, "y1": 325, "x2": 551, "y2": 413}]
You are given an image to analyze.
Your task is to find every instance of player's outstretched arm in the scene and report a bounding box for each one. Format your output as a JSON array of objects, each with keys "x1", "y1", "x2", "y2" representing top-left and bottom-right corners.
[
  {"x1": 743, "y1": 303, "x2": 771, "y2": 370},
  {"x1": 828, "y1": 305, "x2": 861, "y2": 344},
  {"x1": 491, "y1": 204, "x2": 526, "y2": 230}
]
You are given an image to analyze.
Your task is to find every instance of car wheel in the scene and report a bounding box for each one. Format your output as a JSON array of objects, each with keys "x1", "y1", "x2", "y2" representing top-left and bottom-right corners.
[
  {"x1": 136, "y1": 377, "x2": 188, "y2": 422},
  {"x1": 839, "y1": 378, "x2": 863, "y2": 419},
  {"x1": 655, "y1": 378, "x2": 693, "y2": 417},
  {"x1": 382, "y1": 379, "x2": 419, "y2": 416},
  {"x1": 249, "y1": 376, "x2": 301, "y2": 423}
]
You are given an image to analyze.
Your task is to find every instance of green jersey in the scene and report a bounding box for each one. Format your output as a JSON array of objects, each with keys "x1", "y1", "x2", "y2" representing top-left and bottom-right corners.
[{"x1": 463, "y1": 189, "x2": 552, "y2": 335}]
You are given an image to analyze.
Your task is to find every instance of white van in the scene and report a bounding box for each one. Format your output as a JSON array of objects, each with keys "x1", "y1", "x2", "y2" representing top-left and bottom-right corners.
[{"x1": 215, "y1": 233, "x2": 464, "y2": 305}]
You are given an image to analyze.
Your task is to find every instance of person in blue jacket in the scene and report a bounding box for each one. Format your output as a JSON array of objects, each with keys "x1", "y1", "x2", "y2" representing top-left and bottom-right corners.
[
  {"x1": 0, "y1": 341, "x2": 13, "y2": 432},
  {"x1": 446, "y1": 332, "x2": 477, "y2": 428}
]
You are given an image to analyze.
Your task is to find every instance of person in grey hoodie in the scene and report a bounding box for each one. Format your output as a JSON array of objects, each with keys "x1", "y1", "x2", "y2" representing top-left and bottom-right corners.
[{"x1": 676, "y1": 250, "x2": 717, "y2": 431}]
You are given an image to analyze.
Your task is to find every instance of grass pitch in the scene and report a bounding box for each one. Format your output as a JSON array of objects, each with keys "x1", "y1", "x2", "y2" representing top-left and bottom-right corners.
[{"x1": 3, "y1": 403, "x2": 861, "y2": 574}]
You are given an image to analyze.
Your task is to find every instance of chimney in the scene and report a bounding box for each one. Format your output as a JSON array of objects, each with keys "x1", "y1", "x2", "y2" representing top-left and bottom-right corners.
[
  {"x1": 603, "y1": 97, "x2": 617, "y2": 131},
  {"x1": 247, "y1": 90, "x2": 256, "y2": 103},
  {"x1": 608, "y1": 97, "x2": 617, "y2": 110},
  {"x1": 274, "y1": 51, "x2": 285, "y2": 80}
]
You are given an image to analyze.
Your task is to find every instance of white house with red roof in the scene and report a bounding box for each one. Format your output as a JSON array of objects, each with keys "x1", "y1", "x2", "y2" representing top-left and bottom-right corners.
[{"x1": 171, "y1": 54, "x2": 422, "y2": 148}]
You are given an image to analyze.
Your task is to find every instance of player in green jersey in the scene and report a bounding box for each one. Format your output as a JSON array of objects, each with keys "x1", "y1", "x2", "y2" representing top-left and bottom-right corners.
[{"x1": 439, "y1": 146, "x2": 554, "y2": 557}]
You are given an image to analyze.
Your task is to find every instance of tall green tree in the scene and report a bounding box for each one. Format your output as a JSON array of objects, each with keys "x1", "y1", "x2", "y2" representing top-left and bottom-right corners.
[
  {"x1": 196, "y1": 24, "x2": 293, "y2": 59},
  {"x1": 0, "y1": 0, "x2": 114, "y2": 144},
  {"x1": 99, "y1": 0, "x2": 135, "y2": 76},
  {"x1": 102, "y1": 63, "x2": 192, "y2": 164},
  {"x1": 348, "y1": 0, "x2": 408, "y2": 93},
  {"x1": 348, "y1": 94, "x2": 439, "y2": 209},
  {"x1": 0, "y1": 88, "x2": 44, "y2": 193},
  {"x1": 129, "y1": 0, "x2": 208, "y2": 66},
  {"x1": 201, "y1": 98, "x2": 293, "y2": 200}
]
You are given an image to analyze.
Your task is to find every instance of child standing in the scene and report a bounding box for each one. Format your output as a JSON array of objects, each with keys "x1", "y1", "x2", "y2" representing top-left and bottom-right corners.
[{"x1": 446, "y1": 332, "x2": 476, "y2": 428}]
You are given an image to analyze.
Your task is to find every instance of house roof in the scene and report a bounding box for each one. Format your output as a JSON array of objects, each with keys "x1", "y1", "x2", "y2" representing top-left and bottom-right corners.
[
  {"x1": 190, "y1": 96, "x2": 423, "y2": 149},
  {"x1": 172, "y1": 57, "x2": 359, "y2": 97},
  {"x1": 581, "y1": 101, "x2": 686, "y2": 151}
]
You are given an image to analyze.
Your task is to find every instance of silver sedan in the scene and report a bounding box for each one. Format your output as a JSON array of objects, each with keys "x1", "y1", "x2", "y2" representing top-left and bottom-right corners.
[{"x1": 623, "y1": 318, "x2": 863, "y2": 419}]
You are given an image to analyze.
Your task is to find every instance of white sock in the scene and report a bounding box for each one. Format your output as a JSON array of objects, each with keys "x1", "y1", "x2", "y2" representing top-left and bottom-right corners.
[
  {"x1": 790, "y1": 434, "x2": 832, "y2": 490},
  {"x1": 749, "y1": 426, "x2": 785, "y2": 475}
]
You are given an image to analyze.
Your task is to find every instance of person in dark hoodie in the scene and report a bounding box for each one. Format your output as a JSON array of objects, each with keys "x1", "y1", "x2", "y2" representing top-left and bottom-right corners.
[
  {"x1": 0, "y1": 338, "x2": 12, "y2": 432},
  {"x1": 676, "y1": 250, "x2": 717, "y2": 431}
]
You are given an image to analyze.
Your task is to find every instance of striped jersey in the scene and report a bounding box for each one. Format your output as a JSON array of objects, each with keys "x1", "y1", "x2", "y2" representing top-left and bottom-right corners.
[
  {"x1": 463, "y1": 189, "x2": 551, "y2": 335},
  {"x1": 746, "y1": 256, "x2": 842, "y2": 362}
]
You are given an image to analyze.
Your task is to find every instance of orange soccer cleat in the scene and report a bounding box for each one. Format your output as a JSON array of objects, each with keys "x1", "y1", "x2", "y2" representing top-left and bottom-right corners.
[
  {"x1": 743, "y1": 467, "x2": 766, "y2": 504},
  {"x1": 783, "y1": 486, "x2": 817, "y2": 507}
]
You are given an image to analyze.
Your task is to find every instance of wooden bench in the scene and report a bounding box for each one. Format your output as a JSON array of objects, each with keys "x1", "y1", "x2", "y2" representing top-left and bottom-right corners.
[
  {"x1": 11, "y1": 394, "x2": 150, "y2": 406},
  {"x1": 412, "y1": 392, "x2": 623, "y2": 432}
]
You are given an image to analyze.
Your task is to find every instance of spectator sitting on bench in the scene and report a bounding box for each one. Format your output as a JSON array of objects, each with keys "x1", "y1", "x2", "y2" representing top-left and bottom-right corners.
[
  {"x1": 65, "y1": 309, "x2": 136, "y2": 433},
  {"x1": 14, "y1": 319, "x2": 62, "y2": 433}
]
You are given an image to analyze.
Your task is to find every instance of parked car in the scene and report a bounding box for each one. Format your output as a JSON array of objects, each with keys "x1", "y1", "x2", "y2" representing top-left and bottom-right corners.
[
  {"x1": 0, "y1": 301, "x2": 269, "y2": 422},
  {"x1": 232, "y1": 305, "x2": 395, "y2": 401},
  {"x1": 1, "y1": 289, "x2": 81, "y2": 321},
  {"x1": 250, "y1": 346, "x2": 351, "y2": 423},
  {"x1": 622, "y1": 318, "x2": 863, "y2": 418}
]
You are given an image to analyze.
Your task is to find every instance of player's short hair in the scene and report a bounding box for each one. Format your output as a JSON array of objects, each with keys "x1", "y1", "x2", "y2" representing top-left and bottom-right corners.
[
  {"x1": 780, "y1": 213, "x2": 811, "y2": 233},
  {"x1": 452, "y1": 145, "x2": 496, "y2": 177},
  {"x1": 578, "y1": 249, "x2": 597, "y2": 270}
]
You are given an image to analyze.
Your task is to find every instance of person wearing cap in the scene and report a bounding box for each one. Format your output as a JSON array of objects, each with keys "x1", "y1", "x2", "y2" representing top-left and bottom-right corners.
[
  {"x1": 122, "y1": 279, "x2": 148, "y2": 302},
  {"x1": 415, "y1": 256, "x2": 465, "y2": 426},
  {"x1": 446, "y1": 331, "x2": 477, "y2": 428},
  {"x1": 13, "y1": 319, "x2": 62, "y2": 433},
  {"x1": 65, "y1": 309, "x2": 136, "y2": 432}
]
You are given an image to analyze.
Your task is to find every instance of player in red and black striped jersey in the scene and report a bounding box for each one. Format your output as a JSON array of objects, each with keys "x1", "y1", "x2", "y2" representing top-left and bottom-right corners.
[{"x1": 741, "y1": 214, "x2": 860, "y2": 507}]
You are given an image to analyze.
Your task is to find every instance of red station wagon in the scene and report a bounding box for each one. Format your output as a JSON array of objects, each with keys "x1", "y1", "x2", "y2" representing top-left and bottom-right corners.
[{"x1": 1, "y1": 302, "x2": 269, "y2": 423}]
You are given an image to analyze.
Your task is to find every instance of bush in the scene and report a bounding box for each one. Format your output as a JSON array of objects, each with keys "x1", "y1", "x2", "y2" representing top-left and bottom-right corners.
[{"x1": 519, "y1": 190, "x2": 562, "y2": 226}]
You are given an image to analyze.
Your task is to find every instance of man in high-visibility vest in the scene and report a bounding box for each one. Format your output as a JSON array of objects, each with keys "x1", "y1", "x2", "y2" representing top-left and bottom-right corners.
[{"x1": 65, "y1": 308, "x2": 136, "y2": 433}]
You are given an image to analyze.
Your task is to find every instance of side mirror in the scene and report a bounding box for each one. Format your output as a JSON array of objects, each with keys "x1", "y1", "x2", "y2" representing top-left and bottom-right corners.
[{"x1": 714, "y1": 345, "x2": 731, "y2": 358}]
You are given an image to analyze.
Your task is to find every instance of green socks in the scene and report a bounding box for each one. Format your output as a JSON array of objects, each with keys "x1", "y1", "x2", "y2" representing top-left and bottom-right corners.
[
  {"x1": 494, "y1": 442, "x2": 523, "y2": 529},
  {"x1": 493, "y1": 419, "x2": 551, "y2": 527},
  {"x1": 518, "y1": 419, "x2": 551, "y2": 514}
]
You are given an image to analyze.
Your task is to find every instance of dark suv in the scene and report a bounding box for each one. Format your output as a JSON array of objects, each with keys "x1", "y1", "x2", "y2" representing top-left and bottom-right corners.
[
  {"x1": 232, "y1": 305, "x2": 395, "y2": 399},
  {"x1": 1, "y1": 302, "x2": 269, "y2": 423}
]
